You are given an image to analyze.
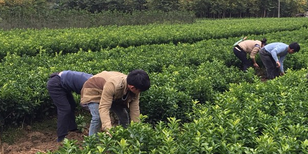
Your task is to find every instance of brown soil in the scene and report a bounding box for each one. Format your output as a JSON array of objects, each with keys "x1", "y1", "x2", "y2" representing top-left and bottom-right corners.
[
  {"x1": 1, "y1": 127, "x2": 87, "y2": 154},
  {"x1": 1, "y1": 111, "x2": 119, "y2": 154},
  {"x1": 0, "y1": 115, "x2": 89, "y2": 154}
]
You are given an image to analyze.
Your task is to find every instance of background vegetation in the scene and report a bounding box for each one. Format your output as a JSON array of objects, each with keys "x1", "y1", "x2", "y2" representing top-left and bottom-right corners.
[
  {"x1": 1, "y1": 0, "x2": 308, "y2": 152},
  {"x1": 0, "y1": 0, "x2": 308, "y2": 30},
  {"x1": 0, "y1": 17, "x2": 308, "y2": 153}
]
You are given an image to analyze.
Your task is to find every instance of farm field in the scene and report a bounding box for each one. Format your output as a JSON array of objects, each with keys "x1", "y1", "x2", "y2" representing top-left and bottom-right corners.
[{"x1": 1, "y1": 17, "x2": 308, "y2": 153}]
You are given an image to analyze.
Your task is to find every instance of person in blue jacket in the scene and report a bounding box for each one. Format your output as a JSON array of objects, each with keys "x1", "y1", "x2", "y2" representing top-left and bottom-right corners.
[
  {"x1": 259, "y1": 42, "x2": 300, "y2": 79},
  {"x1": 47, "y1": 70, "x2": 93, "y2": 142}
]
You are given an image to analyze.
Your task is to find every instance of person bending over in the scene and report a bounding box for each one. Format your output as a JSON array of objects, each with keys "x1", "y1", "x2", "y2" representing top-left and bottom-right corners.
[
  {"x1": 259, "y1": 42, "x2": 300, "y2": 79},
  {"x1": 80, "y1": 69, "x2": 151, "y2": 136},
  {"x1": 233, "y1": 37, "x2": 267, "y2": 71},
  {"x1": 47, "y1": 70, "x2": 93, "y2": 142}
]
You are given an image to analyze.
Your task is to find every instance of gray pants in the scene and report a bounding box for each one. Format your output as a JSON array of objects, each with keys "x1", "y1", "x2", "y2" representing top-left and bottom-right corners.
[{"x1": 259, "y1": 48, "x2": 280, "y2": 79}]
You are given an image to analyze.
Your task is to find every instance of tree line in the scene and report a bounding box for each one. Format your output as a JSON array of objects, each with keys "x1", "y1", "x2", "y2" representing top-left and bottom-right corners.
[
  {"x1": 0, "y1": 0, "x2": 307, "y2": 29},
  {"x1": 1, "y1": 0, "x2": 308, "y2": 18}
]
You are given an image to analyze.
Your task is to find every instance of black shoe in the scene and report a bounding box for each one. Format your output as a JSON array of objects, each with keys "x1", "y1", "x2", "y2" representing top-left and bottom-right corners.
[
  {"x1": 57, "y1": 135, "x2": 65, "y2": 142},
  {"x1": 70, "y1": 129, "x2": 82, "y2": 133}
]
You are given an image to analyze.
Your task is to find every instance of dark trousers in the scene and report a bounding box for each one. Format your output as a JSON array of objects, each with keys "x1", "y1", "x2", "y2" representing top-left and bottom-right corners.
[
  {"x1": 259, "y1": 48, "x2": 280, "y2": 79},
  {"x1": 233, "y1": 47, "x2": 251, "y2": 71},
  {"x1": 47, "y1": 74, "x2": 77, "y2": 138},
  {"x1": 110, "y1": 103, "x2": 130, "y2": 128}
]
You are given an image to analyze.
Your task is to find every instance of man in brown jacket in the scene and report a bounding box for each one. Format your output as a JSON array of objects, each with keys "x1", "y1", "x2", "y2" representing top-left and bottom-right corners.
[
  {"x1": 80, "y1": 69, "x2": 150, "y2": 136},
  {"x1": 233, "y1": 37, "x2": 267, "y2": 71}
]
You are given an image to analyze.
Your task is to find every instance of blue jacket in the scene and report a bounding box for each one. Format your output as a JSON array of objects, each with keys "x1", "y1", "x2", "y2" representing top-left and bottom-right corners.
[
  {"x1": 264, "y1": 42, "x2": 288, "y2": 73},
  {"x1": 60, "y1": 70, "x2": 93, "y2": 94}
]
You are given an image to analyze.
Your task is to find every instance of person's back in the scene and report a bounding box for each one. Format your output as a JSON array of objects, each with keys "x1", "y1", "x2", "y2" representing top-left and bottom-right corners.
[
  {"x1": 81, "y1": 71, "x2": 128, "y2": 104},
  {"x1": 264, "y1": 42, "x2": 288, "y2": 52},
  {"x1": 60, "y1": 70, "x2": 93, "y2": 94},
  {"x1": 238, "y1": 40, "x2": 262, "y2": 53}
]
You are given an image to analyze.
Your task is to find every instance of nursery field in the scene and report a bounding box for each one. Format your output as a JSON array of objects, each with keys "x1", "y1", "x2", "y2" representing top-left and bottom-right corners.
[{"x1": 1, "y1": 17, "x2": 308, "y2": 153}]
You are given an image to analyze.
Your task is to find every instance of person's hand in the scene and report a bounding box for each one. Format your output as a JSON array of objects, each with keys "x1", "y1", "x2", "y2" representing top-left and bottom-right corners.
[
  {"x1": 276, "y1": 61, "x2": 280, "y2": 68},
  {"x1": 106, "y1": 131, "x2": 112, "y2": 138},
  {"x1": 280, "y1": 72, "x2": 285, "y2": 76},
  {"x1": 102, "y1": 127, "x2": 112, "y2": 137},
  {"x1": 253, "y1": 63, "x2": 259, "y2": 68}
]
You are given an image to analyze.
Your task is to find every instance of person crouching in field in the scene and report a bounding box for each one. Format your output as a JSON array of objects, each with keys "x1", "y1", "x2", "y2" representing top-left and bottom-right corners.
[
  {"x1": 80, "y1": 69, "x2": 151, "y2": 136},
  {"x1": 259, "y1": 42, "x2": 300, "y2": 79},
  {"x1": 233, "y1": 37, "x2": 267, "y2": 71},
  {"x1": 47, "y1": 70, "x2": 93, "y2": 142}
]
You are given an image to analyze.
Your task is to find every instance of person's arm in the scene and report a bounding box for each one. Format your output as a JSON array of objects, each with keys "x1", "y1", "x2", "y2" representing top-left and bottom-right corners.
[
  {"x1": 252, "y1": 58, "x2": 259, "y2": 68},
  {"x1": 99, "y1": 82, "x2": 115, "y2": 132},
  {"x1": 129, "y1": 94, "x2": 140, "y2": 123},
  {"x1": 250, "y1": 45, "x2": 261, "y2": 68},
  {"x1": 279, "y1": 56, "x2": 286, "y2": 74},
  {"x1": 269, "y1": 48, "x2": 280, "y2": 66},
  {"x1": 269, "y1": 45, "x2": 287, "y2": 73}
]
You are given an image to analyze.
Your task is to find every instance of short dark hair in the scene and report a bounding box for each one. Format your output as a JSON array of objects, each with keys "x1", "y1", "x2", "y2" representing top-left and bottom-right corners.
[
  {"x1": 289, "y1": 42, "x2": 300, "y2": 52},
  {"x1": 127, "y1": 69, "x2": 150, "y2": 92},
  {"x1": 261, "y1": 38, "x2": 267, "y2": 45}
]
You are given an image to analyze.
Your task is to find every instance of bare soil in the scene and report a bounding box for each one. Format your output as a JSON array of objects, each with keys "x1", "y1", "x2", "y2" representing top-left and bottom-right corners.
[
  {"x1": 1, "y1": 127, "x2": 87, "y2": 154},
  {"x1": 0, "y1": 111, "x2": 119, "y2": 154},
  {"x1": 1, "y1": 116, "x2": 89, "y2": 154}
]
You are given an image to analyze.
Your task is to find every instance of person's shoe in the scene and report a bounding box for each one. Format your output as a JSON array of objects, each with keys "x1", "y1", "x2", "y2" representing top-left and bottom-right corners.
[
  {"x1": 69, "y1": 128, "x2": 82, "y2": 133},
  {"x1": 57, "y1": 135, "x2": 65, "y2": 142}
]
